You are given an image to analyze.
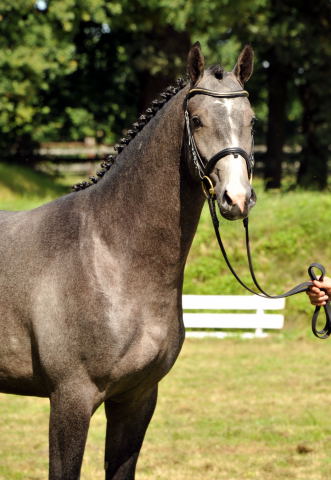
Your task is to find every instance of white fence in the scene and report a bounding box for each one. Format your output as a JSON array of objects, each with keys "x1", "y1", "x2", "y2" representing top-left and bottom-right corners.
[{"x1": 183, "y1": 295, "x2": 285, "y2": 338}]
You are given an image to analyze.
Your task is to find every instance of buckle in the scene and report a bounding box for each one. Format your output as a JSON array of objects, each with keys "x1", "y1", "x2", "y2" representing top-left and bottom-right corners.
[{"x1": 201, "y1": 176, "x2": 216, "y2": 199}]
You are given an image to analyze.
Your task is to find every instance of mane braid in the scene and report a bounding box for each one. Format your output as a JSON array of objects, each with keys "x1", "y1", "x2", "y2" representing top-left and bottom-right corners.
[{"x1": 72, "y1": 77, "x2": 187, "y2": 192}]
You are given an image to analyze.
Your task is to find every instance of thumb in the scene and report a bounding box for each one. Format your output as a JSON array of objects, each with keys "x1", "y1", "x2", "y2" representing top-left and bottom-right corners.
[{"x1": 313, "y1": 280, "x2": 324, "y2": 289}]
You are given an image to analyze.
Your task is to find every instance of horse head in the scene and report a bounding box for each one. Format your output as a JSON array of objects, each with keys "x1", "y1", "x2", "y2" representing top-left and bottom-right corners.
[{"x1": 185, "y1": 42, "x2": 257, "y2": 220}]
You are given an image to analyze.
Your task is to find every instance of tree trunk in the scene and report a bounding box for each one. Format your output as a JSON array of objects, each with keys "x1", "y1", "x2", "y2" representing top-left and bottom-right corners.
[
  {"x1": 264, "y1": 49, "x2": 288, "y2": 189},
  {"x1": 297, "y1": 83, "x2": 328, "y2": 189}
]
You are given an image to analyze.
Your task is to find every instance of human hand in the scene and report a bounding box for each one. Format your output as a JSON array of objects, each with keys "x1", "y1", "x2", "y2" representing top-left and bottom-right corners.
[{"x1": 307, "y1": 276, "x2": 331, "y2": 306}]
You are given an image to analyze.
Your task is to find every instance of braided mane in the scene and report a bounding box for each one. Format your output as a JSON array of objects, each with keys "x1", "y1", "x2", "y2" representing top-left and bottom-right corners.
[{"x1": 72, "y1": 77, "x2": 187, "y2": 191}]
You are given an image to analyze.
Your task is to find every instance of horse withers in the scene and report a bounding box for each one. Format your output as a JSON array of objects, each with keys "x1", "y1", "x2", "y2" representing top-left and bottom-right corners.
[{"x1": 0, "y1": 43, "x2": 256, "y2": 479}]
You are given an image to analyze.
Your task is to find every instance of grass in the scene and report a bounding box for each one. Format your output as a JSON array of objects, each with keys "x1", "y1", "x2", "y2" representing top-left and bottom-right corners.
[
  {"x1": 0, "y1": 163, "x2": 71, "y2": 210},
  {"x1": 1, "y1": 337, "x2": 331, "y2": 479}
]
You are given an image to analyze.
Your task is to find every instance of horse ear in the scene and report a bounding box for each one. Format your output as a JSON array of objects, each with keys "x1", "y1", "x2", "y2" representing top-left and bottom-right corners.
[
  {"x1": 233, "y1": 45, "x2": 254, "y2": 85},
  {"x1": 187, "y1": 41, "x2": 205, "y2": 86}
]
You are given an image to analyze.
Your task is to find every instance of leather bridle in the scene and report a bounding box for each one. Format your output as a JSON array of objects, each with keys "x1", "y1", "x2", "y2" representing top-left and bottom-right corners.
[
  {"x1": 185, "y1": 86, "x2": 331, "y2": 339},
  {"x1": 184, "y1": 87, "x2": 254, "y2": 196}
]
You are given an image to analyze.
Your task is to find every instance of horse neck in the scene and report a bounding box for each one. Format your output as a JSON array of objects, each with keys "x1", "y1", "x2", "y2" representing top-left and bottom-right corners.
[{"x1": 86, "y1": 88, "x2": 205, "y2": 283}]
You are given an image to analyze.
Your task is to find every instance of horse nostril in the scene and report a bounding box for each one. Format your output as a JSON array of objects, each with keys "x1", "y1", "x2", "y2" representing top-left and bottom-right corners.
[
  {"x1": 222, "y1": 189, "x2": 247, "y2": 213},
  {"x1": 222, "y1": 190, "x2": 233, "y2": 206}
]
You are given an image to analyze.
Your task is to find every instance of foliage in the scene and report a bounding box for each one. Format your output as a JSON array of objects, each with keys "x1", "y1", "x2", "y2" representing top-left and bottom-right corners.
[
  {"x1": 0, "y1": 1, "x2": 330, "y2": 187},
  {"x1": 0, "y1": 0, "x2": 190, "y2": 153}
]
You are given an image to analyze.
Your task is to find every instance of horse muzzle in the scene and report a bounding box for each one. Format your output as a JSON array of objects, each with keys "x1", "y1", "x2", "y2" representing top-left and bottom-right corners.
[{"x1": 216, "y1": 184, "x2": 256, "y2": 220}]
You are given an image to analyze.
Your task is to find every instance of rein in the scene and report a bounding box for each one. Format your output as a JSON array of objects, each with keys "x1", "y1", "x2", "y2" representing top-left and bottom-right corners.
[{"x1": 185, "y1": 86, "x2": 331, "y2": 339}]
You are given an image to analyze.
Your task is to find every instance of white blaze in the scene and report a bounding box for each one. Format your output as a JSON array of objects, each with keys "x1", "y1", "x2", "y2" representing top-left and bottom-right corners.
[{"x1": 214, "y1": 99, "x2": 247, "y2": 209}]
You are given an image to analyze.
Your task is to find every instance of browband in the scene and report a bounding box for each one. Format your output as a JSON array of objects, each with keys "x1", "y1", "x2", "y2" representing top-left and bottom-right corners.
[{"x1": 186, "y1": 88, "x2": 249, "y2": 103}]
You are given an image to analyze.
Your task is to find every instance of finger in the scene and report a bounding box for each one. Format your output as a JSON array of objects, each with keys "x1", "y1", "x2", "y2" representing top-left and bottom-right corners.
[
  {"x1": 319, "y1": 295, "x2": 329, "y2": 302},
  {"x1": 307, "y1": 288, "x2": 324, "y2": 298},
  {"x1": 313, "y1": 278, "x2": 331, "y2": 290},
  {"x1": 310, "y1": 299, "x2": 327, "y2": 306},
  {"x1": 311, "y1": 293, "x2": 329, "y2": 301},
  {"x1": 309, "y1": 286, "x2": 321, "y2": 294},
  {"x1": 310, "y1": 293, "x2": 328, "y2": 304},
  {"x1": 315, "y1": 275, "x2": 331, "y2": 287}
]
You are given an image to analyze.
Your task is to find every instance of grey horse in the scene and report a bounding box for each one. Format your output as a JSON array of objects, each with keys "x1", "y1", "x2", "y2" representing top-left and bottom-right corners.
[{"x1": 0, "y1": 43, "x2": 255, "y2": 479}]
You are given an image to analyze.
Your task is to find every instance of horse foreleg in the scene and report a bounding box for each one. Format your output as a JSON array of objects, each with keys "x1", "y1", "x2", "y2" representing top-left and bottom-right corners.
[
  {"x1": 104, "y1": 386, "x2": 158, "y2": 480},
  {"x1": 48, "y1": 382, "x2": 96, "y2": 480}
]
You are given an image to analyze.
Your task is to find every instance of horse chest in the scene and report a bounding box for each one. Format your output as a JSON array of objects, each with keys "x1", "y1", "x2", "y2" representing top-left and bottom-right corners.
[{"x1": 80, "y1": 306, "x2": 185, "y2": 398}]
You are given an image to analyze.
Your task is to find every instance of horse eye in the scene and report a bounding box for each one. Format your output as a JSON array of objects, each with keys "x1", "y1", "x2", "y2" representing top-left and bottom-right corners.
[{"x1": 191, "y1": 116, "x2": 202, "y2": 129}]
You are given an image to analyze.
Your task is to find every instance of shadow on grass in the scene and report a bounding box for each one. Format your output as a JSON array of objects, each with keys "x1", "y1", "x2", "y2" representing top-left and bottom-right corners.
[{"x1": 0, "y1": 162, "x2": 69, "y2": 199}]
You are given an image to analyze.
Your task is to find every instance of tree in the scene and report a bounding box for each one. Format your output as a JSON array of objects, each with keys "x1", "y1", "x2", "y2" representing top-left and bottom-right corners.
[
  {"x1": 0, "y1": 0, "x2": 329, "y2": 192},
  {"x1": 0, "y1": 1, "x2": 192, "y2": 156},
  {"x1": 294, "y1": 0, "x2": 331, "y2": 189},
  {"x1": 0, "y1": 1, "x2": 104, "y2": 157}
]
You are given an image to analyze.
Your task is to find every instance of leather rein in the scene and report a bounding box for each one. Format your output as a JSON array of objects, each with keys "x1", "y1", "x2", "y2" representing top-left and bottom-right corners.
[{"x1": 184, "y1": 86, "x2": 331, "y2": 339}]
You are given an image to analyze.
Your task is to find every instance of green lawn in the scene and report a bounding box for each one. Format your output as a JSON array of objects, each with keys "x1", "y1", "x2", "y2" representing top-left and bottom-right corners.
[
  {"x1": 1, "y1": 337, "x2": 331, "y2": 479},
  {"x1": 0, "y1": 162, "x2": 70, "y2": 210}
]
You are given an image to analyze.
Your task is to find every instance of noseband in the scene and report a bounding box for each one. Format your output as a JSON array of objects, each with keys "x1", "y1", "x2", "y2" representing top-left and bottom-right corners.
[
  {"x1": 184, "y1": 87, "x2": 254, "y2": 194},
  {"x1": 186, "y1": 87, "x2": 331, "y2": 339}
]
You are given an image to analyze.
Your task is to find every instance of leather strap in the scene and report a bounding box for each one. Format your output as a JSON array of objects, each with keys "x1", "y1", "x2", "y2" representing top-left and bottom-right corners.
[
  {"x1": 307, "y1": 265, "x2": 331, "y2": 339},
  {"x1": 207, "y1": 194, "x2": 331, "y2": 339},
  {"x1": 205, "y1": 147, "x2": 253, "y2": 178},
  {"x1": 186, "y1": 88, "x2": 249, "y2": 102},
  {"x1": 184, "y1": 88, "x2": 254, "y2": 180}
]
